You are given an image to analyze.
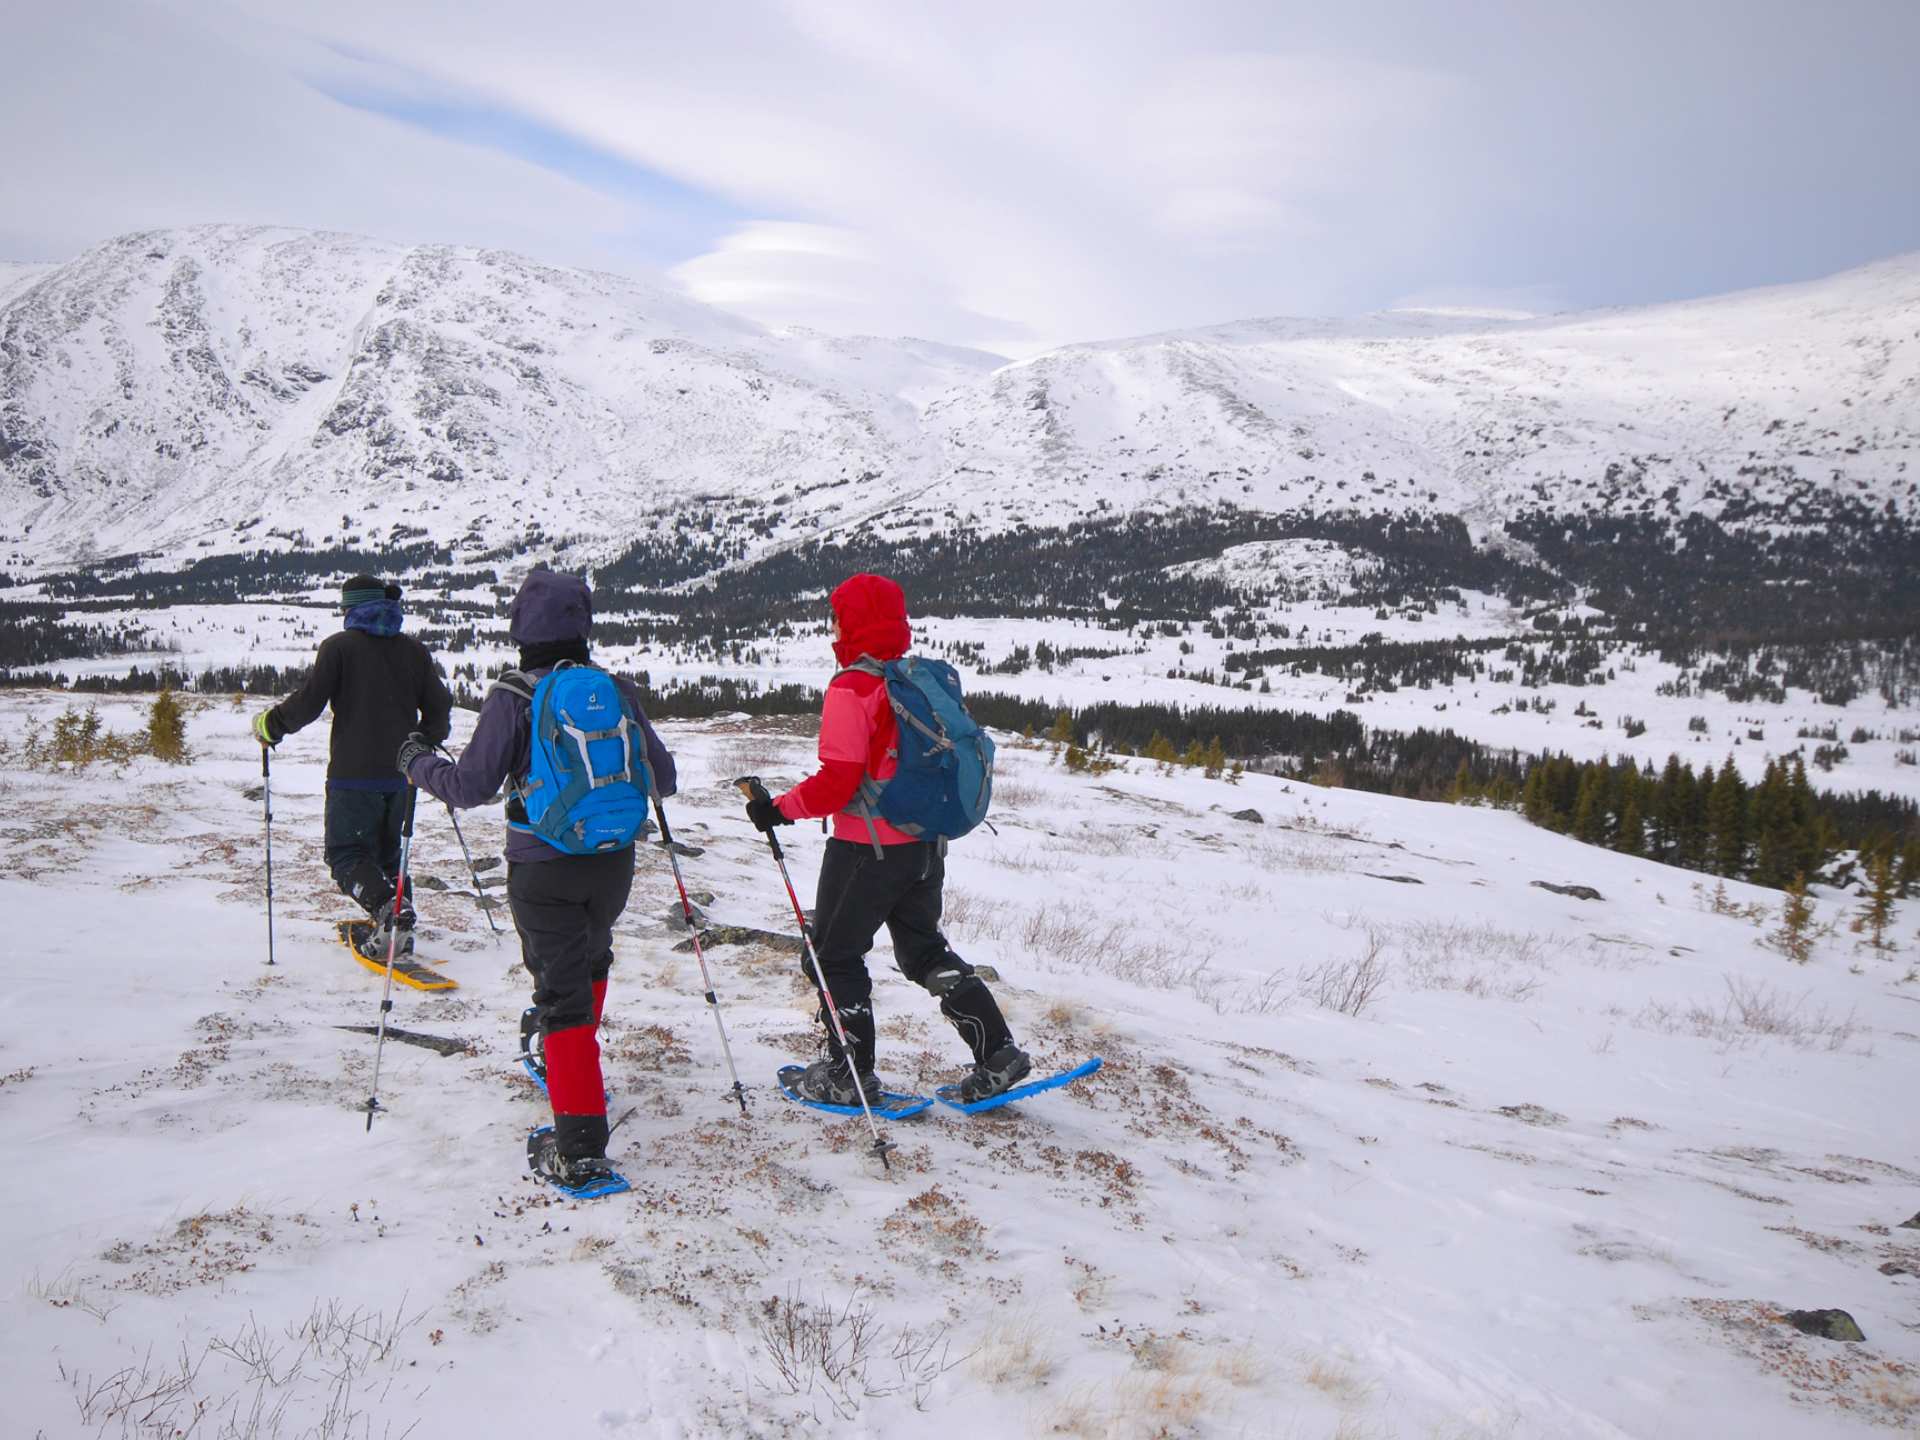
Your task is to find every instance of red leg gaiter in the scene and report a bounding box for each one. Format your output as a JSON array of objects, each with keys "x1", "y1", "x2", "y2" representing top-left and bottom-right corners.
[
  {"x1": 591, "y1": 978, "x2": 609, "y2": 1026},
  {"x1": 543, "y1": 1023, "x2": 605, "y2": 1117}
]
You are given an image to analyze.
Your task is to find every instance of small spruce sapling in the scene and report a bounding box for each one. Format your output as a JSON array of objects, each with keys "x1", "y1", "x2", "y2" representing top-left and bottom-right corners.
[{"x1": 1772, "y1": 874, "x2": 1816, "y2": 964}]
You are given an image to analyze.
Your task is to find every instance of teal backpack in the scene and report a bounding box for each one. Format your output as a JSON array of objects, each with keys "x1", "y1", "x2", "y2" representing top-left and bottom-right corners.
[
  {"x1": 842, "y1": 656, "x2": 994, "y2": 853},
  {"x1": 498, "y1": 662, "x2": 652, "y2": 854}
]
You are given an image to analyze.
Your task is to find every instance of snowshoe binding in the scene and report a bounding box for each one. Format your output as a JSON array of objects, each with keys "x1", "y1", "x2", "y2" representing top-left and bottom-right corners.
[
  {"x1": 519, "y1": 1007, "x2": 546, "y2": 1088},
  {"x1": 776, "y1": 1060, "x2": 932, "y2": 1120},
  {"x1": 957, "y1": 1042, "x2": 1033, "y2": 1103}
]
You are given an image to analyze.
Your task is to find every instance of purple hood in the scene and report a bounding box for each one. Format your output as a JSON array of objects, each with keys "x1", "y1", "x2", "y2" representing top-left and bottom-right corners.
[{"x1": 509, "y1": 570, "x2": 592, "y2": 645}]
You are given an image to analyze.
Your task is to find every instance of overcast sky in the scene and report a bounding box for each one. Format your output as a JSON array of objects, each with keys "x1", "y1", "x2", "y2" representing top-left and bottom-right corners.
[{"x1": 6, "y1": 0, "x2": 1917, "y2": 354}]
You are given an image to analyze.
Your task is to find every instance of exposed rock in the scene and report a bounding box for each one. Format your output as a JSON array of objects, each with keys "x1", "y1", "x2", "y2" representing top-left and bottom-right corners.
[
  {"x1": 973, "y1": 965, "x2": 1001, "y2": 983},
  {"x1": 471, "y1": 855, "x2": 502, "y2": 872},
  {"x1": 1531, "y1": 881, "x2": 1605, "y2": 901},
  {"x1": 665, "y1": 902, "x2": 710, "y2": 933},
  {"x1": 1899, "y1": 1212, "x2": 1920, "y2": 1230},
  {"x1": 674, "y1": 925, "x2": 803, "y2": 955},
  {"x1": 1879, "y1": 1260, "x2": 1912, "y2": 1276},
  {"x1": 1497, "y1": 1104, "x2": 1568, "y2": 1127},
  {"x1": 1230, "y1": 808, "x2": 1264, "y2": 825},
  {"x1": 1782, "y1": 1308, "x2": 1865, "y2": 1342},
  {"x1": 414, "y1": 874, "x2": 449, "y2": 891},
  {"x1": 1365, "y1": 873, "x2": 1424, "y2": 884}
]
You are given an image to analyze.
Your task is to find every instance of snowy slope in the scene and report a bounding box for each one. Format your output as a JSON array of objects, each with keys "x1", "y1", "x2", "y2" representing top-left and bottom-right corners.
[
  {"x1": 3, "y1": 229, "x2": 1916, "y2": 569},
  {"x1": 2, "y1": 690, "x2": 1915, "y2": 1438},
  {"x1": 0, "y1": 226, "x2": 1001, "y2": 562},
  {"x1": 923, "y1": 256, "x2": 1920, "y2": 532},
  {"x1": 0, "y1": 261, "x2": 52, "y2": 308}
]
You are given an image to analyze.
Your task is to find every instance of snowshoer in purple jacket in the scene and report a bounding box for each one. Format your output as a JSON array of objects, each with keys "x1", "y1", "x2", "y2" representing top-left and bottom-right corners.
[{"x1": 401, "y1": 569, "x2": 675, "y2": 1191}]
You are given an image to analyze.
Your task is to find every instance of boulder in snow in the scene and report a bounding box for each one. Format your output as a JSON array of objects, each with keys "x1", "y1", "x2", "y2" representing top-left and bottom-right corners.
[
  {"x1": 1782, "y1": 1308, "x2": 1865, "y2": 1342},
  {"x1": 1532, "y1": 881, "x2": 1605, "y2": 901}
]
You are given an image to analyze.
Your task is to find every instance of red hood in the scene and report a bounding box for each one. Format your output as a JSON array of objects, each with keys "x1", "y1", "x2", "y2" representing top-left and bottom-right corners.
[{"x1": 830, "y1": 573, "x2": 911, "y2": 667}]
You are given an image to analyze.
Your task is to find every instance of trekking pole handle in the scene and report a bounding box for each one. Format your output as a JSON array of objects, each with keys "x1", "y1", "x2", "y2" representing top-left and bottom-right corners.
[{"x1": 735, "y1": 776, "x2": 784, "y2": 859}]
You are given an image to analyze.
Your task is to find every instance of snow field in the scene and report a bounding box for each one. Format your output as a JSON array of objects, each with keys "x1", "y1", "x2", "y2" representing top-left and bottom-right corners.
[
  {"x1": 0, "y1": 691, "x2": 1916, "y2": 1437},
  {"x1": 52, "y1": 582, "x2": 1920, "y2": 798}
]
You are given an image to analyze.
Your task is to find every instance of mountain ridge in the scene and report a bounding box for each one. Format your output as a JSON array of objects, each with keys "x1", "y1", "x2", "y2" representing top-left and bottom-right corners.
[{"x1": 3, "y1": 225, "x2": 1914, "y2": 569}]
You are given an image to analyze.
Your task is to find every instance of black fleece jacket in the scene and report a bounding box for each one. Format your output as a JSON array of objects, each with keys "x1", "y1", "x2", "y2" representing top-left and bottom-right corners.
[{"x1": 268, "y1": 630, "x2": 453, "y2": 785}]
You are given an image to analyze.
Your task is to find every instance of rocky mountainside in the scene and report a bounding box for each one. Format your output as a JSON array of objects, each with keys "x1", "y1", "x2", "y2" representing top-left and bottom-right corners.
[
  {"x1": 2, "y1": 226, "x2": 1915, "y2": 569},
  {"x1": 923, "y1": 256, "x2": 1920, "y2": 532},
  {"x1": 0, "y1": 227, "x2": 998, "y2": 564}
]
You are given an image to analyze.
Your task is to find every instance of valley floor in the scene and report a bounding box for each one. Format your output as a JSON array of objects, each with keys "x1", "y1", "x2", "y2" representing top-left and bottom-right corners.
[{"x1": 1, "y1": 691, "x2": 1916, "y2": 1438}]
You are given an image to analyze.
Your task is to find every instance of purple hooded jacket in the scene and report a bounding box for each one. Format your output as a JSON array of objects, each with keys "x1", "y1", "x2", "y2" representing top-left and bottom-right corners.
[{"x1": 405, "y1": 570, "x2": 676, "y2": 863}]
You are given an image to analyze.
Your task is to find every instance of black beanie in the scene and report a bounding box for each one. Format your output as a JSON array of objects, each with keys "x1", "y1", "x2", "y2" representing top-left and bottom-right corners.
[{"x1": 342, "y1": 574, "x2": 401, "y2": 611}]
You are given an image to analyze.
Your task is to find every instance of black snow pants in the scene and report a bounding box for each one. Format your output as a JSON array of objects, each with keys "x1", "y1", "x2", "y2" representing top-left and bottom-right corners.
[
  {"x1": 508, "y1": 846, "x2": 634, "y2": 1159},
  {"x1": 324, "y1": 786, "x2": 408, "y2": 918},
  {"x1": 806, "y1": 837, "x2": 1012, "y2": 1075}
]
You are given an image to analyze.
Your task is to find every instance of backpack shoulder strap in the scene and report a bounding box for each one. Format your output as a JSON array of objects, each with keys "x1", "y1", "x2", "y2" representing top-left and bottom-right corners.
[
  {"x1": 489, "y1": 668, "x2": 536, "y2": 703},
  {"x1": 835, "y1": 656, "x2": 889, "y2": 681}
]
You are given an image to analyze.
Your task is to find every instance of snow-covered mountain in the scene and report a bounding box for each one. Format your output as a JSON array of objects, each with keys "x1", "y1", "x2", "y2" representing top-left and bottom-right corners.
[
  {"x1": 925, "y1": 256, "x2": 1920, "y2": 530},
  {"x1": 2, "y1": 226, "x2": 1916, "y2": 567},
  {"x1": 0, "y1": 226, "x2": 999, "y2": 562}
]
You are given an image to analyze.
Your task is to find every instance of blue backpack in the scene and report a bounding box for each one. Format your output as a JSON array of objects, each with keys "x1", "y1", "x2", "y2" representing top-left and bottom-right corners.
[
  {"x1": 497, "y1": 662, "x2": 652, "y2": 854},
  {"x1": 844, "y1": 656, "x2": 994, "y2": 852}
]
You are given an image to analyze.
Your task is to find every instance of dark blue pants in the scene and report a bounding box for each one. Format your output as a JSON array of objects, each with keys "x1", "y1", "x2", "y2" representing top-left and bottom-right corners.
[{"x1": 324, "y1": 786, "x2": 407, "y2": 918}]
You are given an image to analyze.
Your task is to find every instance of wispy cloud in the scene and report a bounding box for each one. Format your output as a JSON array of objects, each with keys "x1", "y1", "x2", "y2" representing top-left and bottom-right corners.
[{"x1": 8, "y1": 0, "x2": 1919, "y2": 352}]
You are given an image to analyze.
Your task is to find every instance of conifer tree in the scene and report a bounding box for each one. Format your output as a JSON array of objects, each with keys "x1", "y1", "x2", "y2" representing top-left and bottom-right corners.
[
  {"x1": 1047, "y1": 709, "x2": 1076, "y2": 747},
  {"x1": 1572, "y1": 767, "x2": 1610, "y2": 846},
  {"x1": 1707, "y1": 759, "x2": 1749, "y2": 878},
  {"x1": 1449, "y1": 758, "x2": 1475, "y2": 804},
  {"x1": 1521, "y1": 765, "x2": 1550, "y2": 826},
  {"x1": 1899, "y1": 839, "x2": 1920, "y2": 900},
  {"x1": 1750, "y1": 759, "x2": 1792, "y2": 888},
  {"x1": 1653, "y1": 755, "x2": 1687, "y2": 861},
  {"x1": 1203, "y1": 736, "x2": 1227, "y2": 780},
  {"x1": 1772, "y1": 873, "x2": 1816, "y2": 964},
  {"x1": 146, "y1": 688, "x2": 190, "y2": 764},
  {"x1": 1616, "y1": 779, "x2": 1645, "y2": 856},
  {"x1": 1786, "y1": 757, "x2": 1821, "y2": 880},
  {"x1": 1853, "y1": 851, "x2": 1898, "y2": 953}
]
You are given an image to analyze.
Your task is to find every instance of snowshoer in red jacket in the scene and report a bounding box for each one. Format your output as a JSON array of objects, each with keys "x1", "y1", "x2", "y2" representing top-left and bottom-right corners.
[{"x1": 744, "y1": 573, "x2": 1030, "y2": 1105}]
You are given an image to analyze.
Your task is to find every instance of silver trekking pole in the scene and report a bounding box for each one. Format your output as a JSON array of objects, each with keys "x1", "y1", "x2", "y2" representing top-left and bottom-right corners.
[
  {"x1": 364, "y1": 784, "x2": 418, "y2": 1132},
  {"x1": 735, "y1": 777, "x2": 892, "y2": 1170},
  {"x1": 652, "y1": 794, "x2": 748, "y2": 1115},
  {"x1": 261, "y1": 744, "x2": 276, "y2": 967},
  {"x1": 432, "y1": 747, "x2": 502, "y2": 945}
]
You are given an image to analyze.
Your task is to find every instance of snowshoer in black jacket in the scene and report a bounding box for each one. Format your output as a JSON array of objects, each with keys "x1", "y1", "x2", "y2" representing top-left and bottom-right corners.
[{"x1": 253, "y1": 575, "x2": 453, "y2": 959}]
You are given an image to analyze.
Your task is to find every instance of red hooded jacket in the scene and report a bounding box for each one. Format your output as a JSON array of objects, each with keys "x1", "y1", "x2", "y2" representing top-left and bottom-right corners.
[{"x1": 775, "y1": 573, "x2": 917, "y2": 846}]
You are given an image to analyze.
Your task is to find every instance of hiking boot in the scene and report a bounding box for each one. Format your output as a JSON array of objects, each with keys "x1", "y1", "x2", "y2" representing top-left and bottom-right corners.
[
  {"x1": 956, "y1": 1042, "x2": 1032, "y2": 1103},
  {"x1": 787, "y1": 1057, "x2": 881, "y2": 1107},
  {"x1": 526, "y1": 1128, "x2": 614, "y2": 1189}
]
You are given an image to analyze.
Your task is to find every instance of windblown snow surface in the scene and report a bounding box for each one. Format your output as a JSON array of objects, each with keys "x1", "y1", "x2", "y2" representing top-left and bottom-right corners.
[{"x1": 2, "y1": 692, "x2": 1916, "y2": 1437}]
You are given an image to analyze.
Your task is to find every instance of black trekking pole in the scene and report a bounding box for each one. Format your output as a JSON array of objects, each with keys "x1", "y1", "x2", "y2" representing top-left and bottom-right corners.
[
  {"x1": 261, "y1": 744, "x2": 276, "y2": 967},
  {"x1": 653, "y1": 794, "x2": 748, "y2": 1115},
  {"x1": 431, "y1": 748, "x2": 501, "y2": 945},
  {"x1": 364, "y1": 784, "x2": 419, "y2": 1132},
  {"x1": 734, "y1": 777, "x2": 891, "y2": 1170}
]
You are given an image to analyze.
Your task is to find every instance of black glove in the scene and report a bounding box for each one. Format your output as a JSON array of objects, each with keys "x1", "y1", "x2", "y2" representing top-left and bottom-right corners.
[
  {"x1": 745, "y1": 792, "x2": 791, "y2": 832},
  {"x1": 396, "y1": 732, "x2": 433, "y2": 776}
]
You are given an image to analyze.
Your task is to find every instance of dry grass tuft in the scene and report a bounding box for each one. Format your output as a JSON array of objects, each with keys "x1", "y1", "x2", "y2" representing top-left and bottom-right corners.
[{"x1": 970, "y1": 1315, "x2": 1056, "y2": 1389}]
